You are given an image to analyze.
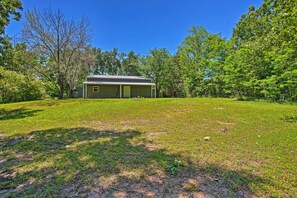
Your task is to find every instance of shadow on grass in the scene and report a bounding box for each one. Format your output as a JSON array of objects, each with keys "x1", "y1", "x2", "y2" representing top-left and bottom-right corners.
[
  {"x1": 0, "y1": 108, "x2": 42, "y2": 120},
  {"x1": 281, "y1": 115, "x2": 297, "y2": 123},
  {"x1": 0, "y1": 128, "x2": 264, "y2": 197}
]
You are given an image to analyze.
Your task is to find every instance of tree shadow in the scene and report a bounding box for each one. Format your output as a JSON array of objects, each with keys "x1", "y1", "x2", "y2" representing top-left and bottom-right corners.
[
  {"x1": 281, "y1": 115, "x2": 297, "y2": 123},
  {"x1": 0, "y1": 108, "x2": 42, "y2": 120},
  {"x1": 0, "y1": 127, "x2": 264, "y2": 197}
]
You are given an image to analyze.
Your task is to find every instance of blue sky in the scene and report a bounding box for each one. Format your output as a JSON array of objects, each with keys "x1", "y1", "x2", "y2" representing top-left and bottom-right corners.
[{"x1": 6, "y1": 0, "x2": 263, "y2": 55}]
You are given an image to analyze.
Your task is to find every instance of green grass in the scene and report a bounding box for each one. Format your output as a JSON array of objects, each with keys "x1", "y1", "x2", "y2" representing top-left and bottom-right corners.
[{"x1": 0, "y1": 98, "x2": 296, "y2": 197}]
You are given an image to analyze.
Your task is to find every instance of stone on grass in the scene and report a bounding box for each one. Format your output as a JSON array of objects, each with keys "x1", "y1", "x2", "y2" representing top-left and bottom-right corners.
[{"x1": 204, "y1": 136, "x2": 210, "y2": 141}]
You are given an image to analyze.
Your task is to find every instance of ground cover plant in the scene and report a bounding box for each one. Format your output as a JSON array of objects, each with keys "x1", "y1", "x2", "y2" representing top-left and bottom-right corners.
[{"x1": 0, "y1": 98, "x2": 296, "y2": 197}]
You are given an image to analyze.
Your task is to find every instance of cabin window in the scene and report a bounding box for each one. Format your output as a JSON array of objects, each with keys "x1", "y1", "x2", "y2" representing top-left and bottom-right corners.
[{"x1": 93, "y1": 86, "x2": 99, "y2": 92}]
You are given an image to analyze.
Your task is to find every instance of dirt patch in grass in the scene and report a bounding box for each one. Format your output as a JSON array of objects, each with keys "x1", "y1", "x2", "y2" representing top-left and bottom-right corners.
[
  {"x1": 81, "y1": 120, "x2": 117, "y2": 131},
  {"x1": 213, "y1": 107, "x2": 225, "y2": 110},
  {"x1": 0, "y1": 127, "x2": 259, "y2": 197},
  {"x1": 87, "y1": 167, "x2": 253, "y2": 198},
  {"x1": 0, "y1": 132, "x2": 7, "y2": 138}
]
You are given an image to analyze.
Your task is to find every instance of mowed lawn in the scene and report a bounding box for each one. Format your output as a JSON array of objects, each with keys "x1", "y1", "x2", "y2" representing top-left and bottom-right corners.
[{"x1": 0, "y1": 98, "x2": 296, "y2": 197}]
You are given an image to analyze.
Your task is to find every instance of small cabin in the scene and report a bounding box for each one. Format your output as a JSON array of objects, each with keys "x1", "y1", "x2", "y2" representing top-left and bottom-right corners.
[{"x1": 83, "y1": 75, "x2": 156, "y2": 98}]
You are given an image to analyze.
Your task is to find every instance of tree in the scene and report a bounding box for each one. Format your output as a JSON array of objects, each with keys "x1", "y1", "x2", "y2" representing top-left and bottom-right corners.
[
  {"x1": 93, "y1": 48, "x2": 105, "y2": 74},
  {"x1": 226, "y1": 0, "x2": 297, "y2": 101},
  {"x1": 178, "y1": 26, "x2": 227, "y2": 97},
  {"x1": 92, "y1": 48, "x2": 142, "y2": 76},
  {"x1": 144, "y1": 48, "x2": 171, "y2": 97},
  {"x1": 93, "y1": 48, "x2": 121, "y2": 75},
  {"x1": 0, "y1": 0, "x2": 23, "y2": 70},
  {"x1": 0, "y1": 0, "x2": 22, "y2": 35},
  {"x1": 66, "y1": 47, "x2": 95, "y2": 98},
  {"x1": 22, "y1": 8, "x2": 92, "y2": 99},
  {"x1": 121, "y1": 51, "x2": 141, "y2": 76},
  {"x1": 0, "y1": 41, "x2": 41, "y2": 76},
  {"x1": 163, "y1": 53, "x2": 186, "y2": 97}
]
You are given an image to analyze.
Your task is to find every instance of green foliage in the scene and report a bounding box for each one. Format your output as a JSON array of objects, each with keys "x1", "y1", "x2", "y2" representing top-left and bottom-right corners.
[
  {"x1": 178, "y1": 26, "x2": 228, "y2": 97},
  {"x1": 161, "y1": 53, "x2": 187, "y2": 97},
  {"x1": 0, "y1": 67, "x2": 44, "y2": 103},
  {"x1": 93, "y1": 48, "x2": 141, "y2": 76},
  {"x1": 171, "y1": 1, "x2": 297, "y2": 102},
  {"x1": 43, "y1": 80, "x2": 60, "y2": 98},
  {"x1": 165, "y1": 158, "x2": 183, "y2": 175},
  {"x1": 225, "y1": 0, "x2": 297, "y2": 102},
  {"x1": 170, "y1": 1, "x2": 297, "y2": 102},
  {"x1": 143, "y1": 48, "x2": 171, "y2": 97},
  {"x1": 0, "y1": 0, "x2": 22, "y2": 35},
  {"x1": 121, "y1": 51, "x2": 142, "y2": 76},
  {"x1": 0, "y1": 42, "x2": 40, "y2": 75}
]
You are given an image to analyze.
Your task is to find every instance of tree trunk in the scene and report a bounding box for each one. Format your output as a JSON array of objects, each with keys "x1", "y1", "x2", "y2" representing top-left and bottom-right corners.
[
  {"x1": 69, "y1": 87, "x2": 74, "y2": 98},
  {"x1": 57, "y1": 74, "x2": 64, "y2": 99},
  {"x1": 58, "y1": 81, "x2": 64, "y2": 99},
  {"x1": 156, "y1": 88, "x2": 160, "y2": 98}
]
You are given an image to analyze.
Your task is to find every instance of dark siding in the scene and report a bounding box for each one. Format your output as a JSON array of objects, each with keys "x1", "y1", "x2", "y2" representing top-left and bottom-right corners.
[
  {"x1": 85, "y1": 84, "x2": 153, "y2": 98},
  {"x1": 73, "y1": 87, "x2": 83, "y2": 98},
  {"x1": 87, "y1": 85, "x2": 119, "y2": 98},
  {"x1": 131, "y1": 86, "x2": 151, "y2": 98}
]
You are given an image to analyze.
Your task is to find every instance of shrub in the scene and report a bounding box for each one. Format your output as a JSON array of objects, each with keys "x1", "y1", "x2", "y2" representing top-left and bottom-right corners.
[{"x1": 0, "y1": 67, "x2": 44, "y2": 103}]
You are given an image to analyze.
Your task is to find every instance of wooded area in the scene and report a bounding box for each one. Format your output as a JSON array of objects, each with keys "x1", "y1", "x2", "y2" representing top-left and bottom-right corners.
[{"x1": 0, "y1": 0, "x2": 296, "y2": 102}]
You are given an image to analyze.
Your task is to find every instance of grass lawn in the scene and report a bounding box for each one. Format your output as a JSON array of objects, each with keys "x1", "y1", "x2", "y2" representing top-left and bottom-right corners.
[{"x1": 0, "y1": 98, "x2": 296, "y2": 197}]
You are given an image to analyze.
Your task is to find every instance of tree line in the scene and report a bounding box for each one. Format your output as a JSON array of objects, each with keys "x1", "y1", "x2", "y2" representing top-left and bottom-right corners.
[{"x1": 0, "y1": 0, "x2": 296, "y2": 103}]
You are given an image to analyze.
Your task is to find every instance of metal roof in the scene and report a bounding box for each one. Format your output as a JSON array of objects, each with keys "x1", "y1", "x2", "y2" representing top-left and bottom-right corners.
[
  {"x1": 83, "y1": 81, "x2": 155, "y2": 86},
  {"x1": 87, "y1": 75, "x2": 149, "y2": 79},
  {"x1": 85, "y1": 75, "x2": 153, "y2": 84}
]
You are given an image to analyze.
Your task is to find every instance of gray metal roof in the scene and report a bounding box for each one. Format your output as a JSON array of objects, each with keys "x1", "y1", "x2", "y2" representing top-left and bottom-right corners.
[
  {"x1": 85, "y1": 75, "x2": 153, "y2": 84},
  {"x1": 84, "y1": 81, "x2": 155, "y2": 86}
]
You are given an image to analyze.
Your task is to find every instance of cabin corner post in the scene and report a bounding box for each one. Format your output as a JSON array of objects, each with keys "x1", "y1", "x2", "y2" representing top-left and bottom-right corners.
[
  {"x1": 85, "y1": 84, "x2": 88, "y2": 98},
  {"x1": 83, "y1": 84, "x2": 85, "y2": 98},
  {"x1": 151, "y1": 85, "x2": 153, "y2": 98},
  {"x1": 120, "y1": 84, "x2": 122, "y2": 98}
]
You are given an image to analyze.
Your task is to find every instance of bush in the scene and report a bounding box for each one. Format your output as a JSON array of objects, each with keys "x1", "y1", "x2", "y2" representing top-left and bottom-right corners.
[{"x1": 0, "y1": 67, "x2": 45, "y2": 103}]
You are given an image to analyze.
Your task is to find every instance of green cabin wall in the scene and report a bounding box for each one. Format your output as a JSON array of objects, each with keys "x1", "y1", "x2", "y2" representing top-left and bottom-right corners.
[
  {"x1": 87, "y1": 85, "x2": 119, "y2": 98},
  {"x1": 85, "y1": 85, "x2": 152, "y2": 98},
  {"x1": 131, "y1": 85, "x2": 151, "y2": 98}
]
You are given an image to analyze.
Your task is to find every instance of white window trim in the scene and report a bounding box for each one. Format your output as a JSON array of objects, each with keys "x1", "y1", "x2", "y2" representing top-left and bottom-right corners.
[{"x1": 93, "y1": 86, "x2": 99, "y2": 92}]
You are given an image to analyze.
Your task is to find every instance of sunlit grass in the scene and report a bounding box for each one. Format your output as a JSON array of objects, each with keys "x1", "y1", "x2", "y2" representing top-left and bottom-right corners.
[{"x1": 0, "y1": 98, "x2": 296, "y2": 197}]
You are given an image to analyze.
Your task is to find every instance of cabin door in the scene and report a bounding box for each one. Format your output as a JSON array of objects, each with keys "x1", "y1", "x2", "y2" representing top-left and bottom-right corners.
[{"x1": 123, "y1": 86, "x2": 131, "y2": 98}]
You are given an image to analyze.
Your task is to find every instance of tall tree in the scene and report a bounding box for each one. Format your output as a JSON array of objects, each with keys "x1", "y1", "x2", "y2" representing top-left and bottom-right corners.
[
  {"x1": 93, "y1": 48, "x2": 105, "y2": 74},
  {"x1": 144, "y1": 48, "x2": 171, "y2": 97},
  {"x1": 178, "y1": 26, "x2": 227, "y2": 97},
  {"x1": 163, "y1": 53, "x2": 186, "y2": 97},
  {"x1": 226, "y1": 0, "x2": 297, "y2": 101},
  {"x1": 22, "y1": 8, "x2": 92, "y2": 99},
  {"x1": 93, "y1": 48, "x2": 141, "y2": 76},
  {"x1": 66, "y1": 47, "x2": 95, "y2": 98},
  {"x1": 121, "y1": 51, "x2": 141, "y2": 76}
]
